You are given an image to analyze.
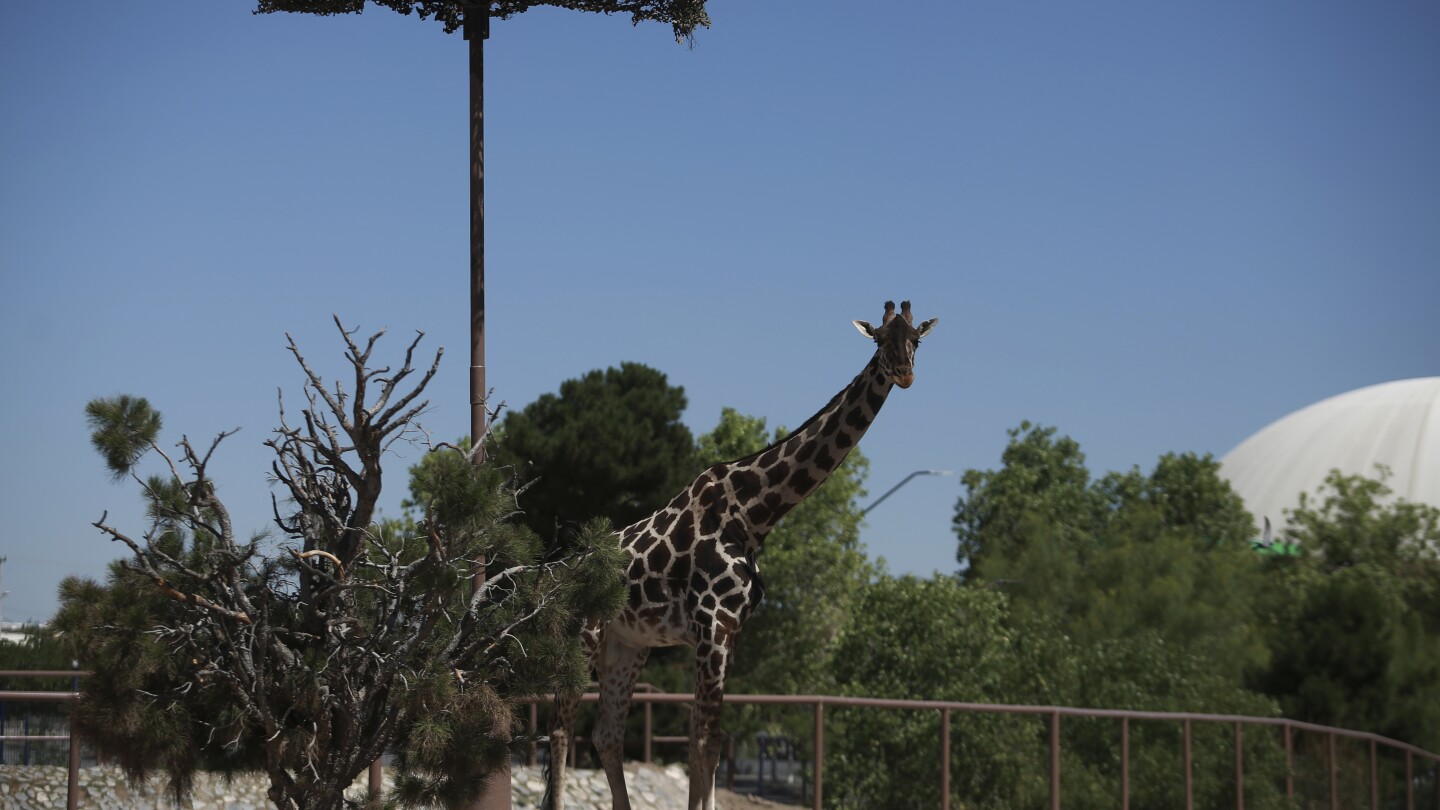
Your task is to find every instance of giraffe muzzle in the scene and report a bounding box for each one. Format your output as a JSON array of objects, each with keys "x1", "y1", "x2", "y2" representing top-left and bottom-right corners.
[{"x1": 895, "y1": 372, "x2": 915, "y2": 389}]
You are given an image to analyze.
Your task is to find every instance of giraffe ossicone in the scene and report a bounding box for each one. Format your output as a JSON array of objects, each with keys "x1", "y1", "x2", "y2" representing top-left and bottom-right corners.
[{"x1": 544, "y1": 300, "x2": 938, "y2": 810}]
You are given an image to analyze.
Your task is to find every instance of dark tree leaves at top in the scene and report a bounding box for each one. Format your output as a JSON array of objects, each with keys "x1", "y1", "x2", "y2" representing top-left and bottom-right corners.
[{"x1": 255, "y1": 0, "x2": 710, "y2": 41}]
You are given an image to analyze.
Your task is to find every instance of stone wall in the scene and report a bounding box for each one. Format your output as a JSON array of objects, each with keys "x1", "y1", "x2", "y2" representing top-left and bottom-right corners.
[
  {"x1": 0, "y1": 762, "x2": 749, "y2": 809},
  {"x1": 0, "y1": 764, "x2": 276, "y2": 809}
]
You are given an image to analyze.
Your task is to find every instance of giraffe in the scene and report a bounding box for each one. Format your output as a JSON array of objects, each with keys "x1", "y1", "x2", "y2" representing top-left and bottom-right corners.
[{"x1": 543, "y1": 300, "x2": 938, "y2": 810}]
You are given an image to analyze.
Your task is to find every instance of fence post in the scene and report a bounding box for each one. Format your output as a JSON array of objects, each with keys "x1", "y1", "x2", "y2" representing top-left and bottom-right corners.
[
  {"x1": 528, "y1": 703, "x2": 538, "y2": 767},
  {"x1": 1121, "y1": 717, "x2": 1129, "y2": 810},
  {"x1": 1285, "y1": 724, "x2": 1294, "y2": 801},
  {"x1": 1235, "y1": 722, "x2": 1245, "y2": 810},
  {"x1": 369, "y1": 758, "x2": 383, "y2": 801},
  {"x1": 67, "y1": 725, "x2": 79, "y2": 810},
  {"x1": 727, "y1": 735, "x2": 735, "y2": 792},
  {"x1": 1329, "y1": 733, "x2": 1338, "y2": 810},
  {"x1": 1183, "y1": 718, "x2": 1193, "y2": 810},
  {"x1": 1370, "y1": 739, "x2": 1378, "y2": 810},
  {"x1": 1405, "y1": 750, "x2": 1412, "y2": 810},
  {"x1": 812, "y1": 701, "x2": 824, "y2": 810},
  {"x1": 940, "y1": 708, "x2": 950, "y2": 810},
  {"x1": 644, "y1": 702, "x2": 653, "y2": 764},
  {"x1": 1049, "y1": 711, "x2": 1060, "y2": 810}
]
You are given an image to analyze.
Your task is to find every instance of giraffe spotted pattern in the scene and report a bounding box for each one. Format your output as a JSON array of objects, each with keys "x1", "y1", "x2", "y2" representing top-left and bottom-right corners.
[{"x1": 545, "y1": 301, "x2": 938, "y2": 810}]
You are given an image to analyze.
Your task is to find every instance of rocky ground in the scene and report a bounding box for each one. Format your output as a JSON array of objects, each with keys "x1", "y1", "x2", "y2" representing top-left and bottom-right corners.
[
  {"x1": 515, "y1": 762, "x2": 792, "y2": 808},
  {"x1": 0, "y1": 762, "x2": 793, "y2": 809}
]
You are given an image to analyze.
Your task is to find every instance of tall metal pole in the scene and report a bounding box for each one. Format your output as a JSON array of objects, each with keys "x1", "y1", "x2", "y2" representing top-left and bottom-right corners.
[
  {"x1": 467, "y1": 4, "x2": 488, "y2": 464},
  {"x1": 466, "y1": 11, "x2": 510, "y2": 809}
]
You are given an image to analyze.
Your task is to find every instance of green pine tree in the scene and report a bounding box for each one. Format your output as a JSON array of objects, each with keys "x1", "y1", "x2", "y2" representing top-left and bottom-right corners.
[
  {"x1": 55, "y1": 321, "x2": 625, "y2": 810},
  {"x1": 489, "y1": 362, "x2": 697, "y2": 541}
]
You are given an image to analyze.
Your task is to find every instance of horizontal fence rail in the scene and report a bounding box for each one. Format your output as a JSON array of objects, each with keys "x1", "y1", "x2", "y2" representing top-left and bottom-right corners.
[
  {"x1": 524, "y1": 691, "x2": 1440, "y2": 810},
  {"x1": 0, "y1": 672, "x2": 85, "y2": 810},
  {"x1": 4, "y1": 668, "x2": 1438, "y2": 810}
]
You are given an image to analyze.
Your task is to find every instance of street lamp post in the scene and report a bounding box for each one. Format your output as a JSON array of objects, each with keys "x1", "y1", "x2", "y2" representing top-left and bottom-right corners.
[{"x1": 861, "y1": 470, "x2": 954, "y2": 516}]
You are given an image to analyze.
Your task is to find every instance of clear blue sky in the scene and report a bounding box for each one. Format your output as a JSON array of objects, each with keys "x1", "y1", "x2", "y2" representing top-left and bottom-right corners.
[{"x1": 2, "y1": 1, "x2": 1436, "y2": 624}]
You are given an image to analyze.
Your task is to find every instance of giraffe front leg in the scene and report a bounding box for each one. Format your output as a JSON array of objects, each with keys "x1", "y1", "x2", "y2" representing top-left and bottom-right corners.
[
  {"x1": 594, "y1": 634, "x2": 650, "y2": 810},
  {"x1": 689, "y1": 627, "x2": 736, "y2": 810},
  {"x1": 687, "y1": 698, "x2": 726, "y2": 810}
]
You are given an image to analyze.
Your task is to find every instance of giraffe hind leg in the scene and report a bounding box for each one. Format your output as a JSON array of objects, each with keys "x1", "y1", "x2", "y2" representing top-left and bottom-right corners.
[
  {"x1": 542, "y1": 689, "x2": 580, "y2": 810},
  {"x1": 544, "y1": 623, "x2": 602, "y2": 810}
]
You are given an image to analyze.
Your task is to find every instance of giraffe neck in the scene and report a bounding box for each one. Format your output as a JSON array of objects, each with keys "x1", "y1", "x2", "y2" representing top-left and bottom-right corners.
[{"x1": 724, "y1": 353, "x2": 893, "y2": 537}]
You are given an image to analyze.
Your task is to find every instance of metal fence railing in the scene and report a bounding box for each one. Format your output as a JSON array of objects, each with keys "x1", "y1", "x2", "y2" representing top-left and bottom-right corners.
[
  {"x1": 4, "y1": 670, "x2": 1438, "y2": 810},
  {"x1": 0, "y1": 671, "x2": 85, "y2": 810},
  {"x1": 522, "y1": 691, "x2": 1440, "y2": 810}
]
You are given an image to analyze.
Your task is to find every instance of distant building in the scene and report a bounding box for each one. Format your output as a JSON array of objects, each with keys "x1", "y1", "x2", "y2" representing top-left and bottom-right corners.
[
  {"x1": 0, "y1": 622, "x2": 44, "y2": 645},
  {"x1": 1220, "y1": 377, "x2": 1440, "y2": 540}
]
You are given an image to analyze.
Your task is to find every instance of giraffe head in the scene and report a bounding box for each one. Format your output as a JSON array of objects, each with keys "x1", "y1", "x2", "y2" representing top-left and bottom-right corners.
[{"x1": 852, "y1": 300, "x2": 938, "y2": 389}]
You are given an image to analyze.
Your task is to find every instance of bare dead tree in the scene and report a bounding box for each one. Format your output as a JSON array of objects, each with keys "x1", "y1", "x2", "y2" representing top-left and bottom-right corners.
[{"x1": 58, "y1": 319, "x2": 624, "y2": 810}]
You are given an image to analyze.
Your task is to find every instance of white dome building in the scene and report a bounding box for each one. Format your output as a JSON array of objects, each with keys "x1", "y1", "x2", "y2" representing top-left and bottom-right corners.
[{"x1": 1220, "y1": 377, "x2": 1440, "y2": 536}]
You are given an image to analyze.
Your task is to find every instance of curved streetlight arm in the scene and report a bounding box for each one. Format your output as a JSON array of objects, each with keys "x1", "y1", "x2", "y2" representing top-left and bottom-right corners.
[{"x1": 861, "y1": 469, "x2": 955, "y2": 516}]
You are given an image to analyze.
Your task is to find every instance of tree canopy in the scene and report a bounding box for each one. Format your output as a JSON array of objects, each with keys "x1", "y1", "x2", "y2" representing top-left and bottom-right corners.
[
  {"x1": 490, "y1": 361, "x2": 696, "y2": 541},
  {"x1": 826, "y1": 574, "x2": 1044, "y2": 809},
  {"x1": 954, "y1": 422, "x2": 1265, "y2": 670},
  {"x1": 1251, "y1": 469, "x2": 1440, "y2": 752},
  {"x1": 924, "y1": 423, "x2": 1290, "y2": 807},
  {"x1": 253, "y1": 0, "x2": 710, "y2": 41}
]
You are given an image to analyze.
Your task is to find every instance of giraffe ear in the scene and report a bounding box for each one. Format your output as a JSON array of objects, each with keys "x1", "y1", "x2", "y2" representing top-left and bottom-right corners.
[
  {"x1": 916, "y1": 317, "x2": 939, "y2": 338},
  {"x1": 852, "y1": 320, "x2": 877, "y2": 339}
]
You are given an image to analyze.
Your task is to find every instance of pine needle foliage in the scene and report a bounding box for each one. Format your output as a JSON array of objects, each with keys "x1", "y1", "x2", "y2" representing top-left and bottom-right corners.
[
  {"x1": 489, "y1": 362, "x2": 697, "y2": 541},
  {"x1": 85, "y1": 394, "x2": 162, "y2": 481},
  {"x1": 252, "y1": 0, "x2": 710, "y2": 43},
  {"x1": 54, "y1": 318, "x2": 625, "y2": 810}
]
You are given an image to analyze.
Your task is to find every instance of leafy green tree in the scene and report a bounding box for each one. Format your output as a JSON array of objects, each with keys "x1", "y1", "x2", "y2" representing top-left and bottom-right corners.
[
  {"x1": 491, "y1": 362, "x2": 696, "y2": 540},
  {"x1": 948, "y1": 423, "x2": 1288, "y2": 808},
  {"x1": 1253, "y1": 469, "x2": 1440, "y2": 753},
  {"x1": 954, "y1": 422, "x2": 1101, "y2": 578},
  {"x1": 821, "y1": 571, "x2": 1290, "y2": 810},
  {"x1": 825, "y1": 574, "x2": 1046, "y2": 809},
  {"x1": 54, "y1": 322, "x2": 625, "y2": 810},
  {"x1": 956, "y1": 423, "x2": 1265, "y2": 673}
]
